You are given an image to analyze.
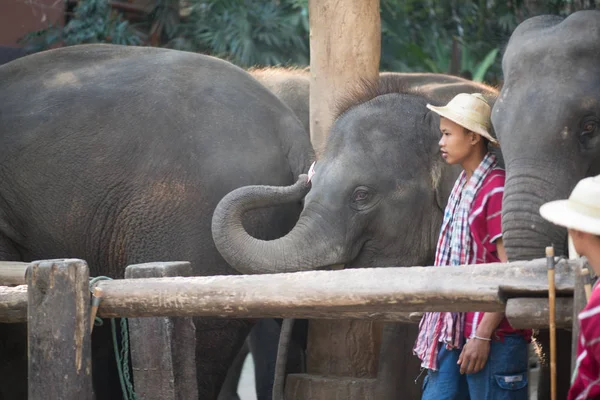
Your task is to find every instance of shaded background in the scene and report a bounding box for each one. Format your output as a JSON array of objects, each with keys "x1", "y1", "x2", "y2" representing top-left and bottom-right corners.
[{"x1": 2, "y1": 0, "x2": 599, "y2": 85}]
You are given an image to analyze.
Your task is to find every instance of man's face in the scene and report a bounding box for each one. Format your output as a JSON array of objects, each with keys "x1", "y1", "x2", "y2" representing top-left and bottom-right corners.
[
  {"x1": 568, "y1": 228, "x2": 595, "y2": 257},
  {"x1": 438, "y1": 117, "x2": 477, "y2": 165}
]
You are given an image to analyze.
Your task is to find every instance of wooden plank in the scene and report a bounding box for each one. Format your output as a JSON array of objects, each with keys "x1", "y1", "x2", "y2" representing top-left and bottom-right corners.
[
  {"x1": 308, "y1": 0, "x2": 381, "y2": 152},
  {"x1": 0, "y1": 285, "x2": 27, "y2": 322},
  {"x1": 0, "y1": 258, "x2": 577, "y2": 322},
  {"x1": 27, "y1": 259, "x2": 92, "y2": 400},
  {"x1": 0, "y1": 261, "x2": 30, "y2": 286},
  {"x1": 125, "y1": 262, "x2": 198, "y2": 400},
  {"x1": 95, "y1": 258, "x2": 575, "y2": 318},
  {"x1": 506, "y1": 298, "x2": 572, "y2": 329}
]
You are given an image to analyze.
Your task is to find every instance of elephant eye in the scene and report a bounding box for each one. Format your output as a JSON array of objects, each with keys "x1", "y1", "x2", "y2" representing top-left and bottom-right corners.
[
  {"x1": 353, "y1": 190, "x2": 370, "y2": 202},
  {"x1": 582, "y1": 122, "x2": 596, "y2": 135},
  {"x1": 581, "y1": 118, "x2": 598, "y2": 137}
]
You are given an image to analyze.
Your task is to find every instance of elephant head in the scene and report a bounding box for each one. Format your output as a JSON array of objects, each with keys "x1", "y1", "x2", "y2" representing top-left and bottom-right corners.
[
  {"x1": 212, "y1": 77, "x2": 498, "y2": 274},
  {"x1": 492, "y1": 10, "x2": 600, "y2": 261}
]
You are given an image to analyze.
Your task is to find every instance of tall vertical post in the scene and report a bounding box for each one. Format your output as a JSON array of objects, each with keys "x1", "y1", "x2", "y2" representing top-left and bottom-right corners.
[
  {"x1": 291, "y1": 2, "x2": 383, "y2": 398},
  {"x1": 308, "y1": 0, "x2": 381, "y2": 153},
  {"x1": 27, "y1": 259, "x2": 93, "y2": 400},
  {"x1": 125, "y1": 262, "x2": 198, "y2": 400}
]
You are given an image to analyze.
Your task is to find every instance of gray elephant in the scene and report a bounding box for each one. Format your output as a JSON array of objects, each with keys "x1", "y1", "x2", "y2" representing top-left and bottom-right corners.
[
  {"x1": 491, "y1": 9, "x2": 600, "y2": 400},
  {"x1": 249, "y1": 67, "x2": 311, "y2": 135},
  {"x1": 227, "y1": 69, "x2": 502, "y2": 400},
  {"x1": 0, "y1": 43, "x2": 313, "y2": 399},
  {"x1": 212, "y1": 75, "x2": 498, "y2": 399},
  {"x1": 247, "y1": 68, "x2": 473, "y2": 137}
]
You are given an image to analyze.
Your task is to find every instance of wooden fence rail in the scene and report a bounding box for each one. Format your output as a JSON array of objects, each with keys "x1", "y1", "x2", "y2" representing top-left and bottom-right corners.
[
  {"x1": 0, "y1": 257, "x2": 579, "y2": 324},
  {"x1": 0, "y1": 257, "x2": 587, "y2": 399}
]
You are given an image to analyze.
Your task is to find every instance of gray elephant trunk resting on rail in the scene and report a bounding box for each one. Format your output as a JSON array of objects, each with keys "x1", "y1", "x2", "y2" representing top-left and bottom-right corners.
[
  {"x1": 491, "y1": 9, "x2": 600, "y2": 400},
  {"x1": 0, "y1": 43, "x2": 314, "y2": 400},
  {"x1": 213, "y1": 74, "x2": 498, "y2": 400}
]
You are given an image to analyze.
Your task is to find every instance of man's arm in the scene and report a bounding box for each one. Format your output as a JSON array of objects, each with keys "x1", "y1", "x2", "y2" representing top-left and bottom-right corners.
[
  {"x1": 475, "y1": 238, "x2": 507, "y2": 338},
  {"x1": 458, "y1": 238, "x2": 507, "y2": 374}
]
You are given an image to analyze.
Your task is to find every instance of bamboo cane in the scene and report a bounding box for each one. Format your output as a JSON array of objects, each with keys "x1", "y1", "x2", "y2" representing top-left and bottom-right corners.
[{"x1": 546, "y1": 246, "x2": 557, "y2": 400}]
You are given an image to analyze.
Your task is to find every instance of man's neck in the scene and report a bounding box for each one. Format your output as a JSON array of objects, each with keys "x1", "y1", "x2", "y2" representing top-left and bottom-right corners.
[
  {"x1": 462, "y1": 147, "x2": 488, "y2": 180},
  {"x1": 586, "y1": 246, "x2": 600, "y2": 277}
]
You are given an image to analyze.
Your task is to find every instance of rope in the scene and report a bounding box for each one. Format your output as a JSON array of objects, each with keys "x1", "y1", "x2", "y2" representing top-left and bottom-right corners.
[{"x1": 90, "y1": 276, "x2": 138, "y2": 400}]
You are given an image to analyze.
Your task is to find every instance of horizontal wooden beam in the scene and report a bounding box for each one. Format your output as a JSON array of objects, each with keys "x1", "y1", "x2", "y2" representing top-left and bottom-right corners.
[
  {"x1": 93, "y1": 257, "x2": 575, "y2": 319},
  {"x1": 0, "y1": 285, "x2": 27, "y2": 323},
  {"x1": 0, "y1": 257, "x2": 579, "y2": 323},
  {"x1": 506, "y1": 297, "x2": 573, "y2": 329},
  {"x1": 0, "y1": 261, "x2": 30, "y2": 286}
]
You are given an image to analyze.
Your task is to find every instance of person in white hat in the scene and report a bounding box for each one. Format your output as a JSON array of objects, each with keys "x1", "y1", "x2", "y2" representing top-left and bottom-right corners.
[
  {"x1": 413, "y1": 93, "x2": 531, "y2": 399},
  {"x1": 540, "y1": 175, "x2": 600, "y2": 400}
]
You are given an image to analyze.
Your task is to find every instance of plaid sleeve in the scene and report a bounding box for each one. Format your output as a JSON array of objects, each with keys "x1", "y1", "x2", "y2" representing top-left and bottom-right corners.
[{"x1": 486, "y1": 188, "x2": 503, "y2": 244}]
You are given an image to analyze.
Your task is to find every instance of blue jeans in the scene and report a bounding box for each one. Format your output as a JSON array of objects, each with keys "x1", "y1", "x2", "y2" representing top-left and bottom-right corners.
[{"x1": 421, "y1": 334, "x2": 528, "y2": 400}]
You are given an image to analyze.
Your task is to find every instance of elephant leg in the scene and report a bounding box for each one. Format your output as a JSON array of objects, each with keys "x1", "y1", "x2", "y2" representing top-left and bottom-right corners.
[
  {"x1": 0, "y1": 236, "x2": 28, "y2": 400},
  {"x1": 0, "y1": 323, "x2": 27, "y2": 400},
  {"x1": 375, "y1": 322, "x2": 423, "y2": 400},
  {"x1": 535, "y1": 328, "x2": 572, "y2": 400},
  {"x1": 217, "y1": 339, "x2": 248, "y2": 400},
  {"x1": 249, "y1": 319, "x2": 282, "y2": 400},
  {"x1": 249, "y1": 319, "x2": 308, "y2": 400},
  {"x1": 90, "y1": 319, "x2": 126, "y2": 399},
  {"x1": 195, "y1": 317, "x2": 253, "y2": 400}
]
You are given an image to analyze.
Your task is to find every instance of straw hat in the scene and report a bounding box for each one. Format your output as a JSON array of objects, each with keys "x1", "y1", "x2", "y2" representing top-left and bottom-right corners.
[
  {"x1": 426, "y1": 93, "x2": 498, "y2": 145},
  {"x1": 539, "y1": 175, "x2": 600, "y2": 235}
]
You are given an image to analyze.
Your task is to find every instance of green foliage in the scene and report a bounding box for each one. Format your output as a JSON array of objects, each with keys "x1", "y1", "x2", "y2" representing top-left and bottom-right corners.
[
  {"x1": 19, "y1": 0, "x2": 142, "y2": 53},
  {"x1": 169, "y1": 0, "x2": 309, "y2": 67},
  {"x1": 379, "y1": 0, "x2": 522, "y2": 83},
  {"x1": 18, "y1": 0, "x2": 596, "y2": 82}
]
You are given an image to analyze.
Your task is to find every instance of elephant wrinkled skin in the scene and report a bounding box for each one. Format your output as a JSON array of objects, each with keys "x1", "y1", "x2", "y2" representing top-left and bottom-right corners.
[
  {"x1": 492, "y1": 10, "x2": 600, "y2": 400},
  {"x1": 0, "y1": 43, "x2": 314, "y2": 399}
]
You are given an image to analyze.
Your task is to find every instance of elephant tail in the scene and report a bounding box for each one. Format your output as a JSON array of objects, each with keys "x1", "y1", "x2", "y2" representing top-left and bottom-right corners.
[{"x1": 272, "y1": 318, "x2": 295, "y2": 400}]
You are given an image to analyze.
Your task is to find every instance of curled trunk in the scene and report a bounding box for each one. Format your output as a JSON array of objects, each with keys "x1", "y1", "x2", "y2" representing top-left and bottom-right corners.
[{"x1": 212, "y1": 175, "x2": 345, "y2": 274}]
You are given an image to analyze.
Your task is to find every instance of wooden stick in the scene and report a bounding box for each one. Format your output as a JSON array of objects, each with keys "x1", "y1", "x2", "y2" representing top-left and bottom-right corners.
[{"x1": 547, "y1": 246, "x2": 557, "y2": 400}]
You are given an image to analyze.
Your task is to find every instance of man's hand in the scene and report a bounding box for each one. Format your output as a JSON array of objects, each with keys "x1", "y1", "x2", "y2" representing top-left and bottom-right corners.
[{"x1": 457, "y1": 338, "x2": 491, "y2": 374}]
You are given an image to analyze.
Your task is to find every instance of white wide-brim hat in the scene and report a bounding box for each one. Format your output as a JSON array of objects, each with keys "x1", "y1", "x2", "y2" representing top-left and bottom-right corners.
[
  {"x1": 426, "y1": 92, "x2": 498, "y2": 145},
  {"x1": 540, "y1": 175, "x2": 600, "y2": 236}
]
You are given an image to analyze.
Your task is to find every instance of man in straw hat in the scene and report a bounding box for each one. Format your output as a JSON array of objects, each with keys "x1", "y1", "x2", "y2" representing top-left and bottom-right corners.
[
  {"x1": 413, "y1": 93, "x2": 531, "y2": 399},
  {"x1": 540, "y1": 175, "x2": 600, "y2": 400}
]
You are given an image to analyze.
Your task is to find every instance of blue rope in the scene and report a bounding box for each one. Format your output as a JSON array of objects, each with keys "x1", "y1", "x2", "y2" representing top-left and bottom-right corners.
[{"x1": 90, "y1": 276, "x2": 137, "y2": 400}]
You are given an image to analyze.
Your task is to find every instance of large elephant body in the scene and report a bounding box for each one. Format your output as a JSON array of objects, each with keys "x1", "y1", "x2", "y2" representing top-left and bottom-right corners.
[
  {"x1": 492, "y1": 10, "x2": 600, "y2": 400},
  {"x1": 213, "y1": 74, "x2": 498, "y2": 399},
  {"x1": 249, "y1": 67, "x2": 311, "y2": 135},
  {"x1": 0, "y1": 43, "x2": 313, "y2": 399}
]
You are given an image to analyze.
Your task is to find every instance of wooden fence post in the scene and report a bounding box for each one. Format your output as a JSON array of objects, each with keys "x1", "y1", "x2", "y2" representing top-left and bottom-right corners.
[
  {"x1": 125, "y1": 262, "x2": 198, "y2": 400},
  {"x1": 27, "y1": 259, "x2": 93, "y2": 400}
]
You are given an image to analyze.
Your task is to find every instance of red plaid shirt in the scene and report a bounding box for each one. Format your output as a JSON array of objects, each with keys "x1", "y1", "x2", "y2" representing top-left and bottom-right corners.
[{"x1": 569, "y1": 282, "x2": 600, "y2": 400}]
